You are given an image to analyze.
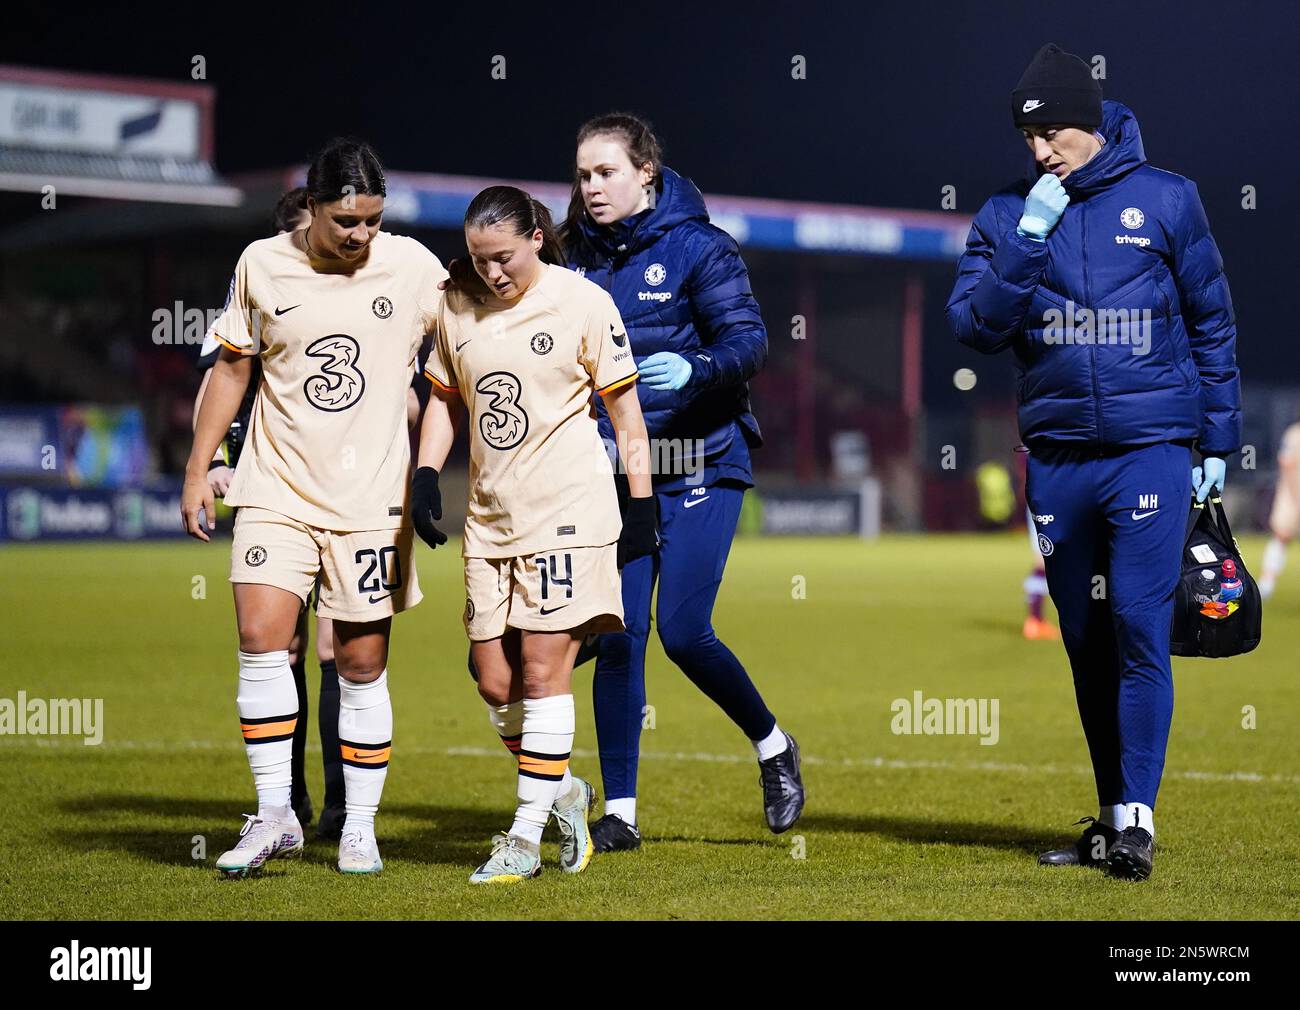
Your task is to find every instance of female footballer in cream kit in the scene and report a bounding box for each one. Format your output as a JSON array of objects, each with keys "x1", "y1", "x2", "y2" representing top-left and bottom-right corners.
[
  {"x1": 181, "y1": 137, "x2": 447, "y2": 877},
  {"x1": 413, "y1": 185, "x2": 657, "y2": 883}
]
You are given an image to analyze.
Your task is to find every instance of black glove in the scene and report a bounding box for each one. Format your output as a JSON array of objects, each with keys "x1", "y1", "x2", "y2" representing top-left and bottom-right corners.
[
  {"x1": 411, "y1": 466, "x2": 447, "y2": 550},
  {"x1": 613, "y1": 470, "x2": 631, "y2": 516},
  {"x1": 617, "y1": 494, "x2": 660, "y2": 569}
]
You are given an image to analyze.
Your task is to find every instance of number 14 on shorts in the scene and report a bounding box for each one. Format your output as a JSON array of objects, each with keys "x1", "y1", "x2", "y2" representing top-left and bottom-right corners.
[{"x1": 535, "y1": 553, "x2": 574, "y2": 603}]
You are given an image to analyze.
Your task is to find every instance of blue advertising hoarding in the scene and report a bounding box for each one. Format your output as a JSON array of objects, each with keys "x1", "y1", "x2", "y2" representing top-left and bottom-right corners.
[{"x1": 0, "y1": 484, "x2": 187, "y2": 541}]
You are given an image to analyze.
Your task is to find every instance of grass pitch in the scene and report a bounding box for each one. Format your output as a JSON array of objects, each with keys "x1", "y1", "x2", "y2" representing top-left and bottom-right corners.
[{"x1": 2, "y1": 532, "x2": 1297, "y2": 920}]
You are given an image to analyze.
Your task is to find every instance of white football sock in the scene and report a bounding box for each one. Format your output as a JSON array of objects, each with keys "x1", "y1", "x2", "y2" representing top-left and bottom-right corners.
[
  {"x1": 236, "y1": 650, "x2": 297, "y2": 816},
  {"x1": 1125, "y1": 802, "x2": 1155, "y2": 841},
  {"x1": 487, "y1": 699, "x2": 574, "y2": 802},
  {"x1": 510, "y1": 695, "x2": 574, "y2": 846},
  {"x1": 486, "y1": 699, "x2": 523, "y2": 753},
  {"x1": 605, "y1": 798, "x2": 637, "y2": 825},
  {"x1": 752, "y1": 722, "x2": 788, "y2": 761},
  {"x1": 1100, "y1": 804, "x2": 1127, "y2": 830},
  {"x1": 339, "y1": 671, "x2": 392, "y2": 833}
]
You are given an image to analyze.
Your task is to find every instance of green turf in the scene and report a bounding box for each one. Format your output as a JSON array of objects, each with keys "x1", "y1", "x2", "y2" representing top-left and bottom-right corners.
[{"x1": 2, "y1": 533, "x2": 1297, "y2": 920}]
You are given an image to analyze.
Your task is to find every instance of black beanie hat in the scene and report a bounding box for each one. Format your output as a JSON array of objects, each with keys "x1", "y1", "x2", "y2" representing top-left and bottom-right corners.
[{"x1": 1012, "y1": 43, "x2": 1102, "y2": 128}]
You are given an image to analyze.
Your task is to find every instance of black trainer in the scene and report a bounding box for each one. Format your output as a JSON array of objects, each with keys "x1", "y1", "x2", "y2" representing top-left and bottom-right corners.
[
  {"x1": 759, "y1": 732, "x2": 805, "y2": 833},
  {"x1": 591, "y1": 814, "x2": 642, "y2": 853},
  {"x1": 1037, "y1": 816, "x2": 1118, "y2": 867},
  {"x1": 1107, "y1": 826, "x2": 1155, "y2": 880},
  {"x1": 315, "y1": 804, "x2": 347, "y2": 842}
]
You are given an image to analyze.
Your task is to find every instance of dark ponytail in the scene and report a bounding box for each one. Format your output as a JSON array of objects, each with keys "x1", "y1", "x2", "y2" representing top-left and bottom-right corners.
[
  {"x1": 305, "y1": 137, "x2": 386, "y2": 205},
  {"x1": 271, "y1": 186, "x2": 308, "y2": 234},
  {"x1": 464, "y1": 185, "x2": 566, "y2": 266},
  {"x1": 560, "y1": 112, "x2": 663, "y2": 253}
]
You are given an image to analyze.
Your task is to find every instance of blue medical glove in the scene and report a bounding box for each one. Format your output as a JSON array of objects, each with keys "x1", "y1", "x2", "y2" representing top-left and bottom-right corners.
[
  {"x1": 1017, "y1": 173, "x2": 1070, "y2": 241},
  {"x1": 638, "y1": 351, "x2": 693, "y2": 391},
  {"x1": 1192, "y1": 457, "x2": 1227, "y2": 503}
]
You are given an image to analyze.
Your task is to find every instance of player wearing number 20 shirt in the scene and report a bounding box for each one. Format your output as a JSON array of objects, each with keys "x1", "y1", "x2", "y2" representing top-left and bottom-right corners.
[
  {"x1": 183, "y1": 138, "x2": 451, "y2": 878},
  {"x1": 216, "y1": 226, "x2": 447, "y2": 620}
]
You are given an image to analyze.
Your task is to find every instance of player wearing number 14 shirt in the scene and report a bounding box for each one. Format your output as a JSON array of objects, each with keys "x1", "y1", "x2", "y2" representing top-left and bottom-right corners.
[
  {"x1": 181, "y1": 138, "x2": 447, "y2": 877},
  {"x1": 413, "y1": 186, "x2": 656, "y2": 883}
]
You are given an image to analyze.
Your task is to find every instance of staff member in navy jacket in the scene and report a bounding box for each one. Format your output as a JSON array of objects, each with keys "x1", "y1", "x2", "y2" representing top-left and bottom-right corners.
[
  {"x1": 948, "y1": 45, "x2": 1241, "y2": 880},
  {"x1": 561, "y1": 113, "x2": 804, "y2": 850}
]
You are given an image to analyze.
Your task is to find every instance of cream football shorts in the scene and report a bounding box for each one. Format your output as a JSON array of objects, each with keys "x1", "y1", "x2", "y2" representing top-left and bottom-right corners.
[
  {"x1": 230, "y1": 506, "x2": 422, "y2": 622},
  {"x1": 463, "y1": 543, "x2": 623, "y2": 641}
]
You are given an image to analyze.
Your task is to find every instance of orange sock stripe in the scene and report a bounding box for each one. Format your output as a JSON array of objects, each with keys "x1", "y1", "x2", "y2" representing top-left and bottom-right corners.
[
  {"x1": 240, "y1": 716, "x2": 298, "y2": 742},
  {"x1": 518, "y1": 750, "x2": 569, "y2": 780},
  {"x1": 340, "y1": 741, "x2": 392, "y2": 768},
  {"x1": 500, "y1": 733, "x2": 522, "y2": 754}
]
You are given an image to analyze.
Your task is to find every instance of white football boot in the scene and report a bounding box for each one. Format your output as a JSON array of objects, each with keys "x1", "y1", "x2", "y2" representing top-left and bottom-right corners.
[
  {"x1": 552, "y1": 775, "x2": 596, "y2": 874},
  {"x1": 216, "y1": 811, "x2": 304, "y2": 878},
  {"x1": 338, "y1": 824, "x2": 384, "y2": 874},
  {"x1": 469, "y1": 833, "x2": 542, "y2": 884}
]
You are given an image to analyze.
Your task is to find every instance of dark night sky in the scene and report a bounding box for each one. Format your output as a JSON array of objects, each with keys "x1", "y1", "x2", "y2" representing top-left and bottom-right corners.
[{"x1": 7, "y1": 0, "x2": 1300, "y2": 379}]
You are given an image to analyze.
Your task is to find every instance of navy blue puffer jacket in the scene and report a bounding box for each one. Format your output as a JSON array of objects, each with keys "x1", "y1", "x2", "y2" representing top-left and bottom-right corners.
[
  {"x1": 946, "y1": 101, "x2": 1241, "y2": 456},
  {"x1": 566, "y1": 166, "x2": 766, "y2": 482}
]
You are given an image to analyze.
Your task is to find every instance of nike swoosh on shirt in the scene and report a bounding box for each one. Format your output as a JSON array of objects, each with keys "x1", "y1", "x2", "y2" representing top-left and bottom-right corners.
[
  {"x1": 455, "y1": 339, "x2": 473, "y2": 351},
  {"x1": 539, "y1": 605, "x2": 568, "y2": 615},
  {"x1": 368, "y1": 593, "x2": 394, "y2": 603},
  {"x1": 683, "y1": 496, "x2": 710, "y2": 508},
  {"x1": 274, "y1": 304, "x2": 301, "y2": 316},
  {"x1": 1131, "y1": 509, "x2": 1160, "y2": 521}
]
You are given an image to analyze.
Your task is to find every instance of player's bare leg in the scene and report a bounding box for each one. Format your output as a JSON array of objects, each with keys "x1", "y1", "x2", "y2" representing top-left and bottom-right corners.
[
  {"x1": 217, "y1": 584, "x2": 307, "y2": 878},
  {"x1": 332, "y1": 617, "x2": 392, "y2": 874}
]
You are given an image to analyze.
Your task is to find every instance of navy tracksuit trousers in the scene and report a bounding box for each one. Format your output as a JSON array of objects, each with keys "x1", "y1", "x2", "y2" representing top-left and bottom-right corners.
[
  {"x1": 592, "y1": 482, "x2": 775, "y2": 802},
  {"x1": 1025, "y1": 441, "x2": 1191, "y2": 810}
]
